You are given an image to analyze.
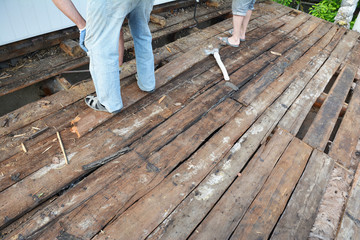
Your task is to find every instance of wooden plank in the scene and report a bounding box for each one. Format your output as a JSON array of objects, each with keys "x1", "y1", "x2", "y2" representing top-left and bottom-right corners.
[
  {"x1": 313, "y1": 92, "x2": 348, "y2": 117},
  {"x1": 69, "y1": 11, "x2": 288, "y2": 139},
  {"x1": 92, "y1": 100, "x2": 284, "y2": 239},
  {"x1": 0, "y1": 27, "x2": 79, "y2": 63},
  {"x1": 1, "y1": 18, "x2": 232, "y2": 159},
  {"x1": 1, "y1": 16, "x2": 306, "y2": 236},
  {"x1": 3, "y1": 84, "x2": 239, "y2": 238},
  {"x1": 0, "y1": 72, "x2": 234, "y2": 230},
  {"x1": 336, "y1": 162, "x2": 360, "y2": 239},
  {"x1": 147, "y1": 46, "x2": 326, "y2": 236},
  {"x1": 0, "y1": 11, "x2": 284, "y2": 198},
  {"x1": 0, "y1": 2, "x2": 232, "y2": 98},
  {"x1": 59, "y1": 39, "x2": 83, "y2": 57},
  {"x1": 343, "y1": 31, "x2": 360, "y2": 68},
  {"x1": 309, "y1": 165, "x2": 354, "y2": 239},
  {"x1": 55, "y1": 76, "x2": 72, "y2": 90},
  {"x1": 278, "y1": 28, "x2": 356, "y2": 135},
  {"x1": 92, "y1": 36, "x2": 329, "y2": 237},
  {"x1": 0, "y1": 41, "x2": 181, "y2": 161},
  {"x1": 0, "y1": 55, "x2": 89, "y2": 97},
  {"x1": 271, "y1": 149, "x2": 334, "y2": 240},
  {"x1": 70, "y1": 35, "x2": 224, "y2": 138},
  {"x1": 27, "y1": 99, "x2": 241, "y2": 240},
  {"x1": 329, "y1": 83, "x2": 360, "y2": 169},
  {"x1": 150, "y1": 14, "x2": 166, "y2": 27},
  {"x1": 179, "y1": 128, "x2": 293, "y2": 240},
  {"x1": 235, "y1": 18, "x2": 329, "y2": 105},
  {"x1": 0, "y1": 80, "x2": 94, "y2": 137},
  {"x1": 229, "y1": 138, "x2": 313, "y2": 240},
  {"x1": 0, "y1": 6, "x2": 306, "y2": 191},
  {"x1": 303, "y1": 65, "x2": 356, "y2": 151}
]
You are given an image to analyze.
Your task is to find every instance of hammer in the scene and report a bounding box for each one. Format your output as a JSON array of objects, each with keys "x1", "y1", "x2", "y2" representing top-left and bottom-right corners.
[{"x1": 205, "y1": 47, "x2": 230, "y2": 81}]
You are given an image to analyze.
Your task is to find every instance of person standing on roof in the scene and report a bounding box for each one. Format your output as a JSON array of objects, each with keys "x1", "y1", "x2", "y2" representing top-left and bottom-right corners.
[
  {"x1": 52, "y1": 0, "x2": 156, "y2": 113},
  {"x1": 221, "y1": 0, "x2": 255, "y2": 47}
]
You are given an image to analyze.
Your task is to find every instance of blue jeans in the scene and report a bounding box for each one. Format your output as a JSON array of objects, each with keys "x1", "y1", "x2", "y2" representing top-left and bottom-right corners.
[
  {"x1": 85, "y1": 0, "x2": 156, "y2": 113},
  {"x1": 232, "y1": 0, "x2": 255, "y2": 16}
]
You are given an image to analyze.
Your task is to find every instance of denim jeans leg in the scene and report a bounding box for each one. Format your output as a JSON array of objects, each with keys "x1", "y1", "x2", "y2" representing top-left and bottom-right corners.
[
  {"x1": 85, "y1": 0, "x2": 124, "y2": 113},
  {"x1": 127, "y1": 1, "x2": 156, "y2": 92}
]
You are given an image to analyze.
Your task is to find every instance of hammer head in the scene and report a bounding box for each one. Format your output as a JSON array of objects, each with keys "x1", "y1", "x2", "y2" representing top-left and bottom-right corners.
[
  {"x1": 204, "y1": 47, "x2": 219, "y2": 55},
  {"x1": 204, "y1": 44, "x2": 219, "y2": 55}
]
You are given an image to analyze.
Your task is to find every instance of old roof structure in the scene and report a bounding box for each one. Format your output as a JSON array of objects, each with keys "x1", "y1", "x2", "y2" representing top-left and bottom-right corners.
[{"x1": 0, "y1": 1, "x2": 360, "y2": 239}]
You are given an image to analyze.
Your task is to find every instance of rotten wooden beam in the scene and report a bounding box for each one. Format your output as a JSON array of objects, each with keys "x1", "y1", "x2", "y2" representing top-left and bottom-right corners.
[
  {"x1": 313, "y1": 92, "x2": 348, "y2": 117},
  {"x1": 59, "y1": 39, "x2": 84, "y2": 57},
  {"x1": 150, "y1": 14, "x2": 167, "y2": 27},
  {"x1": 55, "y1": 76, "x2": 72, "y2": 90}
]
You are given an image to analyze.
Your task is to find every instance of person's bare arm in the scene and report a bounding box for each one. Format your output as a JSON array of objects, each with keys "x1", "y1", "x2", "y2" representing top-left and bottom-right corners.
[{"x1": 52, "y1": 0, "x2": 86, "y2": 29}]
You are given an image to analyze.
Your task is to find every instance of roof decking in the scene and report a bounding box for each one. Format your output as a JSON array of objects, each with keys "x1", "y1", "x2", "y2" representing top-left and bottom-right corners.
[{"x1": 1, "y1": 1, "x2": 360, "y2": 239}]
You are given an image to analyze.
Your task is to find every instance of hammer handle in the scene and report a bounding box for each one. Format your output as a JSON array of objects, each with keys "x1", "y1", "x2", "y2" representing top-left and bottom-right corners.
[{"x1": 214, "y1": 51, "x2": 230, "y2": 81}]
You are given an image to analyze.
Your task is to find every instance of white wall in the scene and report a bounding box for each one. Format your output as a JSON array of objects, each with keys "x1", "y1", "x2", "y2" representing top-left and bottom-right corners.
[{"x1": 0, "y1": 0, "x2": 176, "y2": 46}]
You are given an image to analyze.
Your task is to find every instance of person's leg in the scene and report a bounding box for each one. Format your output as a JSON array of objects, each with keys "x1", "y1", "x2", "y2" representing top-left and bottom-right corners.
[
  {"x1": 127, "y1": 0, "x2": 156, "y2": 92},
  {"x1": 85, "y1": 0, "x2": 127, "y2": 112},
  {"x1": 228, "y1": 14, "x2": 244, "y2": 46},
  {"x1": 119, "y1": 29, "x2": 124, "y2": 68},
  {"x1": 228, "y1": 0, "x2": 248, "y2": 46},
  {"x1": 240, "y1": 10, "x2": 252, "y2": 40}
]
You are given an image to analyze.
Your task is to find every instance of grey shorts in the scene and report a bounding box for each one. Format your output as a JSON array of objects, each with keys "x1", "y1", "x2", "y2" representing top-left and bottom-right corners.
[{"x1": 232, "y1": 0, "x2": 256, "y2": 16}]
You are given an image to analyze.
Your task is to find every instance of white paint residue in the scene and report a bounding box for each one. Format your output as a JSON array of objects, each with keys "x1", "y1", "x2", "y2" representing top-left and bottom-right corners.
[
  {"x1": 207, "y1": 172, "x2": 224, "y2": 185},
  {"x1": 66, "y1": 195, "x2": 78, "y2": 207},
  {"x1": 112, "y1": 106, "x2": 163, "y2": 136},
  {"x1": 163, "y1": 205, "x2": 172, "y2": 218},
  {"x1": 250, "y1": 125, "x2": 264, "y2": 135},
  {"x1": 173, "y1": 173, "x2": 181, "y2": 179},
  {"x1": 30, "y1": 161, "x2": 66, "y2": 180},
  {"x1": 209, "y1": 152, "x2": 217, "y2": 162},
  {"x1": 79, "y1": 219, "x2": 94, "y2": 230},
  {"x1": 113, "y1": 127, "x2": 132, "y2": 136},
  {"x1": 82, "y1": 144, "x2": 91, "y2": 149},
  {"x1": 139, "y1": 174, "x2": 148, "y2": 184},
  {"x1": 222, "y1": 137, "x2": 230, "y2": 144},
  {"x1": 222, "y1": 159, "x2": 232, "y2": 170},
  {"x1": 231, "y1": 142, "x2": 242, "y2": 154},
  {"x1": 67, "y1": 152, "x2": 77, "y2": 161},
  {"x1": 245, "y1": 107, "x2": 257, "y2": 116},
  {"x1": 101, "y1": 204, "x2": 111, "y2": 209},
  {"x1": 181, "y1": 162, "x2": 206, "y2": 183},
  {"x1": 195, "y1": 185, "x2": 214, "y2": 201},
  {"x1": 235, "y1": 117, "x2": 242, "y2": 126},
  {"x1": 37, "y1": 216, "x2": 50, "y2": 226}
]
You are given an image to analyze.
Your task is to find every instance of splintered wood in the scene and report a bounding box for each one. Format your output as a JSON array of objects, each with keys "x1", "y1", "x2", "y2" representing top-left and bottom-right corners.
[{"x1": 1, "y1": 1, "x2": 360, "y2": 239}]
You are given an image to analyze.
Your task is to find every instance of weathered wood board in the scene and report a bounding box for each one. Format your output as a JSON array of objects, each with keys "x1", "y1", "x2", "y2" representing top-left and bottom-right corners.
[
  {"x1": 271, "y1": 149, "x2": 334, "y2": 240},
  {"x1": 1, "y1": 2, "x2": 360, "y2": 239},
  {"x1": 303, "y1": 65, "x2": 356, "y2": 150}
]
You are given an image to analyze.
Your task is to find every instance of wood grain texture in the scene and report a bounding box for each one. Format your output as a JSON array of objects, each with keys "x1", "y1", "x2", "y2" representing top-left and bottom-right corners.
[
  {"x1": 329, "y1": 83, "x2": 360, "y2": 169},
  {"x1": 187, "y1": 128, "x2": 293, "y2": 240},
  {"x1": 230, "y1": 138, "x2": 313, "y2": 240},
  {"x1": 278, "y1": 28, "x2": 354, "y2": 135},
  {"x1": 336, "y1": 161, "x2": 360, "y2": 239},
  {"x1": 31, "y1": 99, "x2": 241, "y2": 240},
  {"x1": 271, "y1": 149, "x2": 334, "y2": 240},
  {"x1": 303, "y1": 65, "x2": 356, "y2": 150}
]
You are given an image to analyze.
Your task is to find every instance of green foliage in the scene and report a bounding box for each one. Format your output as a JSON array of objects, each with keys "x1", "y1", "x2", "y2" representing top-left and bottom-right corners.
[
  {"x1": 309, "y1": 0, "x2": 341, "y2": 23},
  {"x1": 273, "y1": 0, "x2": 293, "y2": 7},
  {"x1": 273, "y1": 0, "x2": 359, "y2": 29}
]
